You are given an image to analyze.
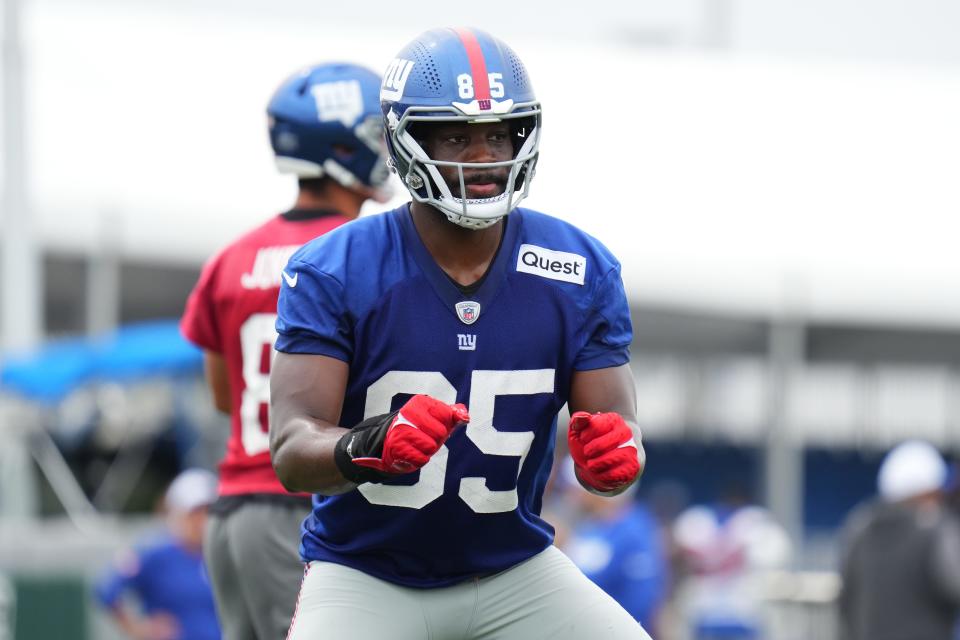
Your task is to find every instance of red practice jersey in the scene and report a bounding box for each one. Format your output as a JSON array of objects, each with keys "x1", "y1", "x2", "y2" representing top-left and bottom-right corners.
[{"x1": 181, "y1": 211, "x2": 352, "y2": 496}]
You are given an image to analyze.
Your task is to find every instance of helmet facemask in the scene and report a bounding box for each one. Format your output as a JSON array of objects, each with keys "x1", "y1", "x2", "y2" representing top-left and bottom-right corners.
[{"x1": 387, "y1": 103, "x2": 541, "y2": 229}]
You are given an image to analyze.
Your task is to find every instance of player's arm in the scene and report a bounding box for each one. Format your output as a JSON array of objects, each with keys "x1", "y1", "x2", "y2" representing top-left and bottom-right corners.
[
  {"x1": 95, "y1": 554, "x2": 179, "y2": 640},
  {"x1": 270, "y1": 351, "x2": 470, "y2": 495},
  {"x1": 269, "y1": 352, "x2": 353, "y2": 495},
  {"x1": 203, "y1": 351, "x2": 231, "y2": 414},
  {"x1": 567, "y1": 363, "x2": 645, "y2": 496},
  {"x1": 110, "y1": 607, "x2": 179, "y2": 640},
  {"x1": 930, "y1": 513, "x2": 960, "y2": 604}
]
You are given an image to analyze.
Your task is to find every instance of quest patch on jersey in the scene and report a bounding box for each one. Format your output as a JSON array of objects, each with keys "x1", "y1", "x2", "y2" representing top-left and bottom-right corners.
[{"x1": 516, "y1": 244, "x2": 587, "y2": 285}]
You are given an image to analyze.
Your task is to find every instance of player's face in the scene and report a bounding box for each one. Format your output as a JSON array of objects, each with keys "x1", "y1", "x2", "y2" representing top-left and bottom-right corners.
[
  {"x1": 171, "y1": 507, "x2": 209, "y2": 549},
  {"x1": 419, "y1": 121, "x2": 513, "y2": 199}
]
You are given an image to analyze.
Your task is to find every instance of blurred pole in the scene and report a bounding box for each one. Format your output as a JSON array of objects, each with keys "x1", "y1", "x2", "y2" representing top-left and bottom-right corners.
[
  {"x1": 86, "y1": 212, "x2": 121, "y2": 335},
  {"x1": 2, "y1": 0, "x2": 41, "y2": 351},
  {"x1": 1, "y1": 0, "x2": 41, "y2": 522},
  {"x1": 763, "y1": 287, "x2": 807, "y2": 552},
  {"x1": 0, "y1": 572, "x2": 13, "y2": 640},
  {"x1": 701, "y1": 0, "x2": 734, "y2": 49},
  {"x1": 0, "y1": 404, "x2": 39, "y2": 521}
]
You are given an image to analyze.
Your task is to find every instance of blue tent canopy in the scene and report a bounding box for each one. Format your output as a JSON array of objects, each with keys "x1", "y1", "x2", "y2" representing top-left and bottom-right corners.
[{"x1": 0, "y1": 320, "x2": 203, "y2": 403}]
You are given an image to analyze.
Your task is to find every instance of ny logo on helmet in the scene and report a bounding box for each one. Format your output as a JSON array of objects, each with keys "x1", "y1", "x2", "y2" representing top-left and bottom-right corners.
[
  {"x1": 381, "y1": 58, "x2": 414, "y2": 101},
  {"x1": 311, "y1": 80, "x2": 365, "y2": 127}
]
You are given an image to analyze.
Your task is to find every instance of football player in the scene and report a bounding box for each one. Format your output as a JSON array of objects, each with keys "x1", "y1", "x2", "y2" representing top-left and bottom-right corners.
[
  {"x1": 271, "y1": 29, "x2": 651, "y2": 639},
  {"x1": 180, "y1": 62, "x2": 390, "y2": 640}
]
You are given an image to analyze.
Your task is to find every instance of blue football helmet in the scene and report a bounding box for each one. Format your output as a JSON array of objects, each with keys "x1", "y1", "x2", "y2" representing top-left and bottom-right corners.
[
  {"x1": 380, "y1": 28, "x2": 541, "y2": 229},
  {"x1": 268, "y1": 62, "x2": 391, "y2": 201}
]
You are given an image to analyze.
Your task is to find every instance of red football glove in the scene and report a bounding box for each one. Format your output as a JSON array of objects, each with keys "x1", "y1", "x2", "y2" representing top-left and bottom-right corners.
[
  {"x1": 568, "y1": 411, "x2": 641, "y2": 492},
  {"x1": 351, "y1": 395, "x2": 470, "y2": 474}
]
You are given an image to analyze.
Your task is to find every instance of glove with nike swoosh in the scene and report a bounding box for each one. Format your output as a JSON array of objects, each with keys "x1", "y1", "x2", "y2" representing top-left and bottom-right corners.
[
  {"x1": 568, "y1": 411, "x2": 641, "y2": 493},
  {"x1": 334, "y1": 394, "x2": 470, "y2": 484}
]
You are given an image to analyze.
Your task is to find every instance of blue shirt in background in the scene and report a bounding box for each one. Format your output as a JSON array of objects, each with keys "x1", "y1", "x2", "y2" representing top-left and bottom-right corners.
[
  {"x1": 568, "y1": 503, "x2": 668, "y2": 630},
  {"x1": 94, "y1": 535, "x2": 220, "y2": 640}
]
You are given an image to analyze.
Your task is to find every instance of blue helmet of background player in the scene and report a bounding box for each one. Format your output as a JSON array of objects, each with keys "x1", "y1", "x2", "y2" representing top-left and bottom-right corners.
[
  {"x1": 268, "y1": 62, "x2": 392, "y2": 201},
  {"x1": 380, "y1": 28, "x2": 542, "y2": 229}
]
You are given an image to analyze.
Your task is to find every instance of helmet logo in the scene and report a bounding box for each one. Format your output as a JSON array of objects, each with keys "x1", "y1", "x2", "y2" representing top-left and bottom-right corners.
[
  {"x1": 310, "y1": 80, "x2": 365, "y2": 127},
  {"x1": 455, "y1": 301, "x2": 481, "y2": 325},
  {"x1": 381, "y1": 58, "x2": 415, "y2": 101},
  {"x1": 451, "y1": 97, "x2": 515, "y2": 117}
]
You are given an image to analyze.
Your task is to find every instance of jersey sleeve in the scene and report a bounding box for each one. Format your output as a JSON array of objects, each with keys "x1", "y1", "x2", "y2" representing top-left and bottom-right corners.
[
  {"x1": 274, "y1": 258, "x2": 353, "y2": 361},
  {"x1": 180, "y1": 255, "x2": 223, "y2": 353},
  {"x1": 574, "y1": 264, "x2": 632, "y2": 370},
  {"x1": 93, "y1": 548, "x2": 143, "y2": 609}
]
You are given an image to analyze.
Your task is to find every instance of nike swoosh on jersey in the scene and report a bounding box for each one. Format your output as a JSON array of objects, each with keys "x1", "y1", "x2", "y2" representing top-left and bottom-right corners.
[{"x1": 282, "y1": 270, "x2": 299, "y2": 287}]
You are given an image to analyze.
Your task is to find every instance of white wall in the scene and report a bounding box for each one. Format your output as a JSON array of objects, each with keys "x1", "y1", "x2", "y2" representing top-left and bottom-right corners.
[{"x1": 10, "y1": 0, "x2": 960, "y2": 326}]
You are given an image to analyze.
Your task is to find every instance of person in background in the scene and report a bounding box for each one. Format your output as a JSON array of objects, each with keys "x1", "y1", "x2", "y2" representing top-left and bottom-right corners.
[
  {"x1": 94, "y1": 469, "x2": 220, "y2": 640},
  {"x1": 180, "y1": 62, "x2": 390, "y2": 640},
  {"x1": 560, "y1": 458, "x2": 670, "y2": 635},
  {"x1": 672, "y1": 483, "x2": 792, "y2": 640},
  {"x1": 838, "y1": 440, "x2": 960, "y2": 640},
  {"x1": 948, "y1": 462, "x2": 960, "y2": 640}
]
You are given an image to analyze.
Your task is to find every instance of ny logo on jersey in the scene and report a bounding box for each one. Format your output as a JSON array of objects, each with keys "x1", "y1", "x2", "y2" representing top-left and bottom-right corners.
[
  {"x1": 241, "y1": 245, "x2": 301, "y2": 290},
  {"x1": 457, "y1": 334, "x2": 477, "y2": 351}
]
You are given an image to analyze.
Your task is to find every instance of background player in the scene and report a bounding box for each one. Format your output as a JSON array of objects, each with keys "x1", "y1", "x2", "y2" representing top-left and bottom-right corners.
[
  {"x1": 94, "y1": 469, "x2": 220, "y2": 640},
  {"x1": 270, "y1": 28, "x2": 652, "y2": 639},
  {"x1": 180, "y1": 62, "x2": 390, "y2": 640},
  {"x1": 838, "y1": 440, "x2": 960, "y2": 640},
  {"x1": 561, "y1": 458, "x2": 670, "y2": 633}
]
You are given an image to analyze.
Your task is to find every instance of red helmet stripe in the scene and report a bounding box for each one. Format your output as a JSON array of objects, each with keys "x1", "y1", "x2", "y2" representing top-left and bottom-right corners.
[{"x1": 453, "y1": 27, "x2": 491, "y2": 101}]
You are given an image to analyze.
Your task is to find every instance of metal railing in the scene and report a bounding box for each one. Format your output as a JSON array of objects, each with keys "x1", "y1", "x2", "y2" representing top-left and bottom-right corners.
[{"x1": 762, "y1": 570, "x2": 841, "y2": 640}]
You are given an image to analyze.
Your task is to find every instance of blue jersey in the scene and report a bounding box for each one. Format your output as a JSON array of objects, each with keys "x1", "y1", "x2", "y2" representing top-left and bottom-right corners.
[
  {"x1": 94, "y1": 535, "x2": 221, "y2": 640},
  {"x1": 275, "y1": 204, "x2": 632, "y2": 587},
  {"x1": 568, "y1": 503, "x2": 668, "y2": 628}
]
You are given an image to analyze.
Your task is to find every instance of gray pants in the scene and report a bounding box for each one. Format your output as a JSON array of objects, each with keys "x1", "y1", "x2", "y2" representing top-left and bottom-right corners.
[
  {"x1": 288, "y1": 545, "x2": 652, "y2": 640},
  {"x1": 204, "y1": 499, "x2": 309, "y2": 640}
]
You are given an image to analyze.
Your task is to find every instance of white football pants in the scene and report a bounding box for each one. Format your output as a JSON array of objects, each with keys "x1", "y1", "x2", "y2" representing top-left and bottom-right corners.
[{"x1": 287, "y1": 545, "x2": 653, "y2": 640}]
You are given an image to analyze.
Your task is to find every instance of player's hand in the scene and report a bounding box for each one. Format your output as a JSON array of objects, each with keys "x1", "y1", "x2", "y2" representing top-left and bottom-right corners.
[
  {"x1": 353, "y1": 395, "x2": 469, "y2": 473},
  {"x1": 127, "y1": 612, "x2": 179, "y2": 640},
  {"x1": 338, "y1": 395, "x2": 469, "y2": 480},
  {"x1": 567, "y1": 411, "x2": 641, "y2": 493}
]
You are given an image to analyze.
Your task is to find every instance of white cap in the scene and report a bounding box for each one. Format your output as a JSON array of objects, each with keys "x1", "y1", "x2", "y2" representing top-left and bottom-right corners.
[
  {"x1": 164, "y1": 468, "x2": 218, "y2": 513},
  {"x1": 877, "y1": 440, "x2": 948, "y2": 502}
]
